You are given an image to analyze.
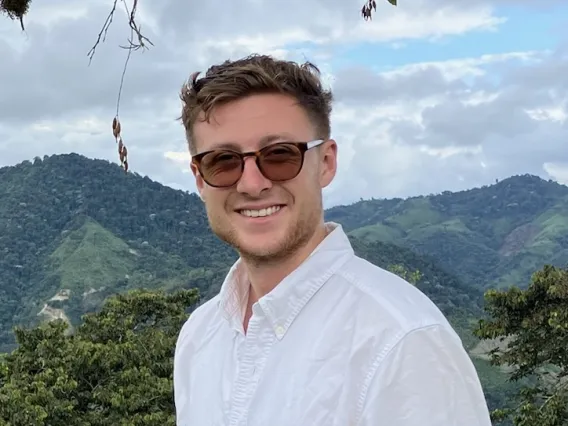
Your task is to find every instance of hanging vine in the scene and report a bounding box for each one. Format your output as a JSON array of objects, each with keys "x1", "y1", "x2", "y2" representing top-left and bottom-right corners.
[{"x1": 88, "y1": 0, "x2": 153, "y2": 174}]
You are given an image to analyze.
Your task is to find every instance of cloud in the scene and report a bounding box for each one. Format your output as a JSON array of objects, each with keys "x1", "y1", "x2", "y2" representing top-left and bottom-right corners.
[
  {"x1": 439, "y1": 0, "x2": 565, "y2": 8},
  {"x1": 333, "y1": 66, "x2": 467, "y2": 105},
  {"x1": 326, "y1": 43, "x2": 568, "y2": 203},
  {"x1": 0, "y1": 5, "x2": 184, "y2": 124},
  {"x1": 0, "y1": 0, "x2": 567, "y2": 207},
  {"x1": 151, "y1": 0, "x2": 504, "y2": 46}
]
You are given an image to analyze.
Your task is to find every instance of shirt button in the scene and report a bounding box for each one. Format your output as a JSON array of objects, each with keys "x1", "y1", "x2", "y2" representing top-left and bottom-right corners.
[{"x1": 275, "y1": 325, "x2": 285, "y2": 337}]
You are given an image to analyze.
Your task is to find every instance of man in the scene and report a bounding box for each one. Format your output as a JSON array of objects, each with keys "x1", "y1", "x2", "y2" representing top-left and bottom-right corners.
[{"x1": 173, "y1": 54, "x2": 492, "y2": 426}]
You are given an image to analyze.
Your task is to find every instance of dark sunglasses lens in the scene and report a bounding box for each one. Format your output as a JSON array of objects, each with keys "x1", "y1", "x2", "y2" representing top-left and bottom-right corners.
[
  {"x1": 259, "y1": 143, "x2": 303, "y2": 181},
  {"x1": 200, "y1": 151, "x2": 242, "y2": 187}
]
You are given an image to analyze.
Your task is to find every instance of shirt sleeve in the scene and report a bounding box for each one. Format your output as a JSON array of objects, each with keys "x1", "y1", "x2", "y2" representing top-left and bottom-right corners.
[{"x1": 357, "y1": 323, "x2": 492, "y2": 426}]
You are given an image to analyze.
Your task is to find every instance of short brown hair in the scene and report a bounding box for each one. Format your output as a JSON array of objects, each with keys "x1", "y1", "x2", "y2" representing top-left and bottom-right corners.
[{"x1": 179, "y1": 54, "x2": 333, "y2": 155}]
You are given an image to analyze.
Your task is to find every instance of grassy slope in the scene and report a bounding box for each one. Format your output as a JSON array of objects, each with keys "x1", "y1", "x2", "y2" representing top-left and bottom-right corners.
[
  {"x1": 48, "y1": 218, "x2": 137, "y2": 292},
  {"x1": 495, "y1": 203, "x2": 568, "y2": 288}
]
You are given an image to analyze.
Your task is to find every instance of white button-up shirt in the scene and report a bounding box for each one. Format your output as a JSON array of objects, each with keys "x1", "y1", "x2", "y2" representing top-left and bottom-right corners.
[{"x1": 174, "y1": 223, "x2": 492, "y2": 426}]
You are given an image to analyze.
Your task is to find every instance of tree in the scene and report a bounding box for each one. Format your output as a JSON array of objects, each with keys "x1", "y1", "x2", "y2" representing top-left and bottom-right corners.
[
  {"x1": 475, "y1": 264, "x2": 568, "y2": 426},
  {"x1": 0, "y1": 288, "x2": 199, "y2": 426},
  {"x1": 387, "y1": 263, "x2": 422, "y2": 285}
]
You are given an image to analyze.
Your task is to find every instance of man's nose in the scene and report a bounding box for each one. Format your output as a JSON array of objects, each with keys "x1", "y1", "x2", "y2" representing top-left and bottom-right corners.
[{"x1": 235, "y1": 157, "x2": 272, "y2": 197}]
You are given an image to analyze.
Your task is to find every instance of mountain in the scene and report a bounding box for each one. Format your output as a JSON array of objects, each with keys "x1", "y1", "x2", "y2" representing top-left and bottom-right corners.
[
  {"x1": 2, "y1": 153, "x2": 564, "y2": 411},
  {"x1": 327, "y1": 174, "x2": 568, "y2": 290},
  {"x1": 0, "y1": 153, "x2": 483, "y2": 350},
  {"x1": 0, "y1": 154, "x2": 229, "y2": 350}
]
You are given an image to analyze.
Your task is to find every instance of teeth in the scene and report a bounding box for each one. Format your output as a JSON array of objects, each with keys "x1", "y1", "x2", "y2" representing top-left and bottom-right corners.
[{"x1": 240, "y1": 205, "x2": 281, "y2": 218}]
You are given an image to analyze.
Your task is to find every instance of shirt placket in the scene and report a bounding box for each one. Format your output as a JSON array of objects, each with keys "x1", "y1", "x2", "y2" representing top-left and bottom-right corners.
[{"x1": 229, "y1": 310, "x2": 270, "y2": 426}]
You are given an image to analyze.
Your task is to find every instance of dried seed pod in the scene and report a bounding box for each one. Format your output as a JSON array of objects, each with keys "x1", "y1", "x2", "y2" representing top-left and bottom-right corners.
[
  {"x1": 112, "y1": 117, "x2": 121, "y2": 138},
  {"x1": 112, "y1": 116, "x2": 129, "y2": 173}
]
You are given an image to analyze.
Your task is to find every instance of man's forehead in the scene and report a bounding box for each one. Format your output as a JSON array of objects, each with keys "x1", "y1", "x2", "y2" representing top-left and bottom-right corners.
[{"x1": 191, "y1": 93, "x2": 314, "y2": 152}]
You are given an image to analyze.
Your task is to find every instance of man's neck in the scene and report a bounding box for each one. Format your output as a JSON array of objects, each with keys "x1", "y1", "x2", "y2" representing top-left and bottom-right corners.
[
  {"x1": 243, "y1": 223, "x2": 327, "y2": 334},
  {"x1": 242, "y1": 223, "x2": 329, "y2": 326}
]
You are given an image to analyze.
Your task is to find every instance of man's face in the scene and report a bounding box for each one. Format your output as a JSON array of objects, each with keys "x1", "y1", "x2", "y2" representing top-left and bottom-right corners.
[{"x1": 190, "y1": 93, "x2": 337, "y2": 263}]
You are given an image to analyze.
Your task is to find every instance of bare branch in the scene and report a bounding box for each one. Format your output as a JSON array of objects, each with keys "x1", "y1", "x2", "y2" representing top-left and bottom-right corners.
[
  {"x1": 87, "y1": 0, "x2": 118, "y2": 64},
  {"x1": 85, "y1": 0, "x2": 154, "y2": 174},
  {"x1": 86, "y1": 0, "x2": 153, "y2": 64},
  {"x1": 125, "y1": 0, "x2": 154, "y2": 51}
]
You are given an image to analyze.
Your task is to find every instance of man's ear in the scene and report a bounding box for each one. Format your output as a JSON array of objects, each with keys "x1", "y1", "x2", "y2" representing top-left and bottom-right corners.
[{"x1": 319, "y1": 139, "x2": 337, "y2": 189}]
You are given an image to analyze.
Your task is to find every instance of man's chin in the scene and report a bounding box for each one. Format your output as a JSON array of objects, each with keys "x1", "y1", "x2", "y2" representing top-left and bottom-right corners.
[
  {"x1": 232, "y1": 232, "x2": 292, "y2": 261},
  {"x1": 237, "y1": 239, "x2": 284, "y2": 259}
]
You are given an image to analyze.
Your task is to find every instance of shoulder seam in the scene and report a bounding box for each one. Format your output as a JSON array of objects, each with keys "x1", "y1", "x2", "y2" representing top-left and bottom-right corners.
[{"x1": 335, "y1": 262, "x2": 387, "y2": 304}]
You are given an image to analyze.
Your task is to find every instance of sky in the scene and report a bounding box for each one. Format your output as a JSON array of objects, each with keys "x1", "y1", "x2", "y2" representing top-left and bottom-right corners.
[{"x1": 0, "y1": 0, "x2": 567, "y2": 208}]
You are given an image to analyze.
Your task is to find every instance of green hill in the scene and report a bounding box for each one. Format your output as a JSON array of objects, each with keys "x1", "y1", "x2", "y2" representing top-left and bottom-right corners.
[
  {"x1": 0, "y1": 154, "x2": 485, "y2": 349},
  {"x1": 2, "y1": 153, "x2": 564, "y2": 412},
  {"x1": 327, "y1": 174, "x2": 568, "y2": 290},
  {"x1": 0, "y1": 154, "x2": 236, "y2": 351}
]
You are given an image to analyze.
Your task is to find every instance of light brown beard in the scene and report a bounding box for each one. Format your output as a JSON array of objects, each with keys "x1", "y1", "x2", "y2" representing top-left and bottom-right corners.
[{"x1": 206, "y1": 198, "x2": 322, "y2": 267}]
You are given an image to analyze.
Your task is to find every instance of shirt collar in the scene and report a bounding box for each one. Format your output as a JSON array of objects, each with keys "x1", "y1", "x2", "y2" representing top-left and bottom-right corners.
[{"x1": 217, "y1": 222, "x2": 355, "y2": 339}]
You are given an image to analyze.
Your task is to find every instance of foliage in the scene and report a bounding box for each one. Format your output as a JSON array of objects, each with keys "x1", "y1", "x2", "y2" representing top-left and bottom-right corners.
[
  {"x1": 475, "y1": 265, "x2": 568, "y2": 425},
  {"x1": 387, "y1": 263, "x2": 422, "y2": 285},
  {"x1": 0, "y1": 0, "x2": 30, "y2": 30},
  {"x1": 0, "y1": 288, "x2": 199, "y2": 426}
]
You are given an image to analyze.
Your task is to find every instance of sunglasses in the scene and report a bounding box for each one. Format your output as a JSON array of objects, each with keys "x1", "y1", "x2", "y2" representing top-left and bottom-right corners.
[{"x1": 191, "y1": 139, "x2": 326, "y2": 188}]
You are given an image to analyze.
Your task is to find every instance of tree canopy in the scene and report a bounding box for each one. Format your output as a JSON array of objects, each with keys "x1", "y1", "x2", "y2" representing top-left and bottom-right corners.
[
  {"x1": 476, "y1": 264, "x2": 568, "y2": 425},
  {"x1": 1, "y1": 262, "x2": 566, "y2": 424},
  {"x1": 0, "y1": 288, "x2": 199, "y2": 425}
]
